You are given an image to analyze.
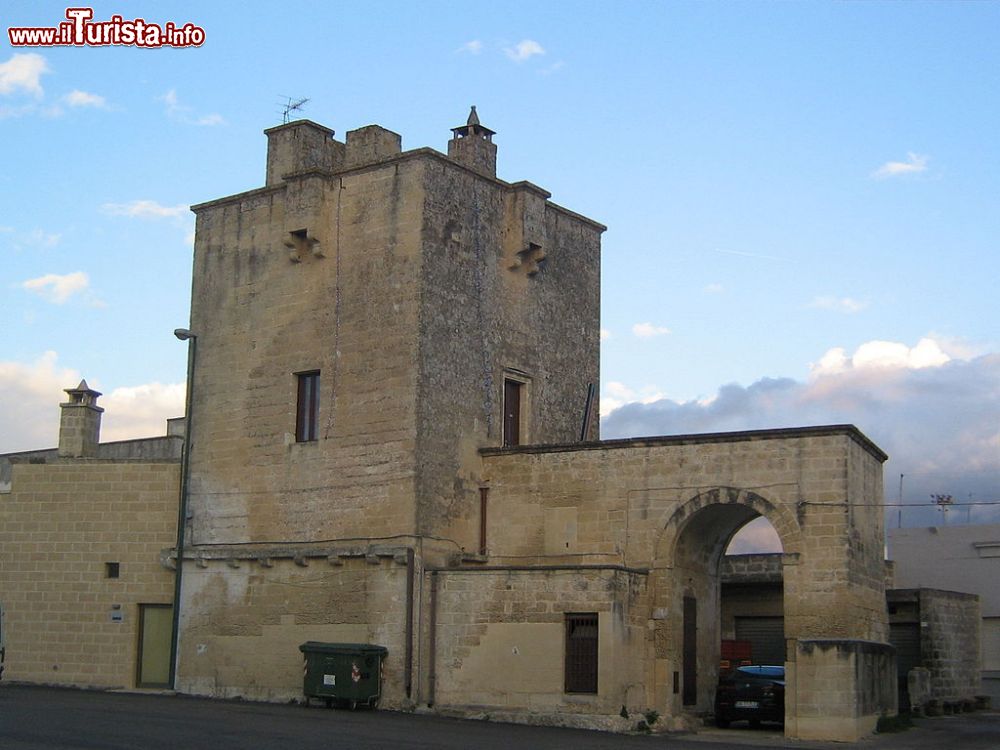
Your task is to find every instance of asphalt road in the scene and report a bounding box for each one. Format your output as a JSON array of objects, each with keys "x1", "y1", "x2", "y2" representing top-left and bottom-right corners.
[{"x1": 1, "y1": 684, "x2": 998, "y2": 750}]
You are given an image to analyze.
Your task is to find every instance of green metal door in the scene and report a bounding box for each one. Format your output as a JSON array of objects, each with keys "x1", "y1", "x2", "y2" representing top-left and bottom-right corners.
[{"x1": 137, "y1": 604, "x2": 172, "y2": 687}]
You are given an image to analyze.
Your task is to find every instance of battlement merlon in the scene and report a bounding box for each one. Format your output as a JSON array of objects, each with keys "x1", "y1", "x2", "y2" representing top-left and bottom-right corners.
[{"x1": 207, "y1": 116, "x2": 605, "y2": 233}]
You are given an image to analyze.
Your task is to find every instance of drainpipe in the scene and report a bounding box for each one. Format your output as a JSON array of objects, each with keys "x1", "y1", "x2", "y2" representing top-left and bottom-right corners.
[
  {"x1": 405, "y1": 547, "x2": 414, "y2": 698},
  {"x1": 428, "y1": 571, "x2": 438, "y2": 707},
  {"x1": 479, "y1": 487, "x2": 488, "y2": 555},
  {"x1": 169, "y1": 329, "x2": 197, "y2": 690}
]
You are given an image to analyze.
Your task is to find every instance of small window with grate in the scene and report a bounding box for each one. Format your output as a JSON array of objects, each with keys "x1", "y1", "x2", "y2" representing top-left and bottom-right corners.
[
  {"x1": 565, "y1": 612, "x2": 598, "y2": 693},
  {"x1": 105, "y1": 562, "x2": 120, "y2": 579}
]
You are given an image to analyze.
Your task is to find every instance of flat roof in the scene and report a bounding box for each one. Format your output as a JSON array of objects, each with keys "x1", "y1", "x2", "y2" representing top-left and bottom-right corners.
[{"x1": 480, "y1": 424, "x2": 888, "y2": 462}]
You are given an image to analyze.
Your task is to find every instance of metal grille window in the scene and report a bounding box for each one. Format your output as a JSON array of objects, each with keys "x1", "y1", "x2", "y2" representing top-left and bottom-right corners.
[
  {"x1": 565, "y1": 613, "x2": 598, "y2": 693},
  {"x1": 295, "y1": 371, "x2": 320, "y2": 442}
]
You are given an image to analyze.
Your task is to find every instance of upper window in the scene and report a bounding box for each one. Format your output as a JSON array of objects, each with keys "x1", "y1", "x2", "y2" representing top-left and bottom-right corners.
[
  {"x1": 296, "y1": 371, "x2": 320, "y2": 442},
  {"x1": 503, "y1": 378, "x2": 522, "y2": 448},
  {"x1": 564, "y1": 612, "x2": 598, "y2": 693}
]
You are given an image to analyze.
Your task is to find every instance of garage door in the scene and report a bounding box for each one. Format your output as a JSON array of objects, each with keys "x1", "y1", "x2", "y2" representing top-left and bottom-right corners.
[{"x1": 735, "y1": 616, "x2": 784, "y2": 665}]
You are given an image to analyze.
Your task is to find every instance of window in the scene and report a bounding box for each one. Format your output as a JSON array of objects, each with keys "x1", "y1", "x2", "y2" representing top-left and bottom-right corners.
[
  {"x1": 296, "y1": 371, "x2": 320, "y2": 442},
  {"x1": 503, "y1": 378, "x2": 522, "y2": 447},
  {"x1": 565, "y1": 613, "x2": 598, "y2": 693},
  {"x1": 105, "y1": 562, "x2": 120, "y2": 579}
]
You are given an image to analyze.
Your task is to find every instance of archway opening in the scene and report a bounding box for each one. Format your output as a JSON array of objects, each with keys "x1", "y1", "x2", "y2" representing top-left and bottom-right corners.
[
  {"x1": 656, "y1": 491, "x2": 795, "y2": 728},
  {"x1": 721, "y1": 516, "x2": 785, "y2": 676}
]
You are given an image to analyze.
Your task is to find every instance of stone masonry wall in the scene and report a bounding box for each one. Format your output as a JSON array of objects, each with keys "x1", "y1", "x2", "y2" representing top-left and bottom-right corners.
[
  {"x1": 919, "y1": 588, "x2": 981, "y2": 701},
  {"x1": 177, "y1": 555, "x2": 409, "y2": 704},
  {"x1": 428, "y1": 567, "x2": 648, "y2": 716},
  {"x1": 416, "y1": 161, "x2": 602, "y2": 546},
  {"x1": 0, "y1": 461, "x2": 178, "y2": 687},
  {"x1": 188, "y1": 158, "x2": 425, "y2": 545}
]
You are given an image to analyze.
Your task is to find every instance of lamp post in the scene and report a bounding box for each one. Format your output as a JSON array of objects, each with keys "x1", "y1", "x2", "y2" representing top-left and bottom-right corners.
[{"x1": 169, "y1": 328, "x2": 197, "y2": 689}]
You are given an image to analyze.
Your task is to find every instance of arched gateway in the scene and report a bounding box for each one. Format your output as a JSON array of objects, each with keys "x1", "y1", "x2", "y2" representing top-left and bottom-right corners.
[
  {"x1": 471, "y1": 425, "x2": 895, "y2": 742},
  {"x1": 152, "y1": 115, "x2": 895, "y2": 745}
]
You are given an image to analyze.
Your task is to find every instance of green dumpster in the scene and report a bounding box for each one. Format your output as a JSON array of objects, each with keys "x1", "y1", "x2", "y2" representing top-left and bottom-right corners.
[{"x1": 299, "y1": 642, "x2": 388, "y2": 709}]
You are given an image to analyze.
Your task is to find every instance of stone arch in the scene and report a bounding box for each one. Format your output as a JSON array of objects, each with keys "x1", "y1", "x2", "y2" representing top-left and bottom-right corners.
[
  {"x1": 648, "y1": 486, "x2": 803, "y2": 723},
  {"x1": 654, "y1": 486, "x2": 803, "y2": 567}
]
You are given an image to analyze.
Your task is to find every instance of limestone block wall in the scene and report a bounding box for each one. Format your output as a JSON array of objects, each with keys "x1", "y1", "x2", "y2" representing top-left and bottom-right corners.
[
  {"x1": 919, "y1": 588, "x2": 981, "y2": 701},
  {"x1": 787, "y1": 639, "x2": 896, "y2": 742},
  {"x1": 480, "y1": 429, "x2": 888, "y2": 640},
  {"x1": 177, "y1": 554, "x2": 409, "y2": 704},
  {"x1": 414, "y1": 161, "x2": 602, "y2": 546},
  {"x1": 426, "y1": 567, "x2": 648, "y2": 716},
  {"x1": 0, "y1": 461, "x2": 178, "y2": 688},
  {"x1": 480, "y1": 427, "x2": 892, "y2": 731},
  {"x1": 188, "y1": 157, "x2": 426, "y2": 545}
]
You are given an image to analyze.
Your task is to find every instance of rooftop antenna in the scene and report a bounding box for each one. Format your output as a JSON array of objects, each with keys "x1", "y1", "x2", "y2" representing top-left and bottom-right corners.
[{"x1": 280, "y1": 96, "x2": 310, "y2": 124}]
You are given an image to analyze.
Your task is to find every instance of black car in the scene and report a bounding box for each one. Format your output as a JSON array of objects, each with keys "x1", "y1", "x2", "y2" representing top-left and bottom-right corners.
[{"x1": 714, "y1": 665, "x2": 785, "y2": 728}]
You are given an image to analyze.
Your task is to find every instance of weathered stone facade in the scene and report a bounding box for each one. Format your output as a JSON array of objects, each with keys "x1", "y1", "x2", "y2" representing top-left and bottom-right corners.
[
  {"x1": 0, "y1": 385, "x2": 181, "y2": 688},
  {"x1": 888, "y1": 588, "x2": 981, "y2": 708},
  {"x1": 1, "y1": 110, "x2": 897, "y2": 742}
]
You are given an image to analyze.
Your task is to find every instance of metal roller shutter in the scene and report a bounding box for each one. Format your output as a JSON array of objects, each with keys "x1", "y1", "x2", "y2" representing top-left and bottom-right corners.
[{"x1": 735, "y1": 616, "x2": 785, "y2": 665}]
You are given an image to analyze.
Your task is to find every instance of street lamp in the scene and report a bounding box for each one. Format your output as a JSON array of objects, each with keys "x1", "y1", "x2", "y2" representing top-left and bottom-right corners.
[{"x1": 169, "y1": 328, "x2": 197, "y2": 690}]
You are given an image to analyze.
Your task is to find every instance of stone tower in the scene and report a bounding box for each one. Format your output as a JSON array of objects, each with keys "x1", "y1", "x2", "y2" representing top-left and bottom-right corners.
[
  {"x1": 176, "y1": 110, "x2": 604, "y2": 698},
  {"x1": 183, "y1": 110, "x2": 603, "y2": 548}
]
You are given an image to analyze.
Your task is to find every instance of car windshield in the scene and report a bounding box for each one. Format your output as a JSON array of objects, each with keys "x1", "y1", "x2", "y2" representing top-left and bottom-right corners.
[{"x1": 735, "y1": 666, "x2": 784, "y2": 679}]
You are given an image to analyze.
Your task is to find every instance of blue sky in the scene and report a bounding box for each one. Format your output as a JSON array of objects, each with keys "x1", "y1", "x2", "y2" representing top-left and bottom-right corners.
[{"x1": 2, "y1": 2, "x2": 998, "y2": 535}]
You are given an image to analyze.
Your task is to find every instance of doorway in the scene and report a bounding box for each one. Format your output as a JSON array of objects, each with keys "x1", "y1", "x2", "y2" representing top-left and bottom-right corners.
[{"x1": 137, "y1": 604, "x2": 172, "y2": 688}]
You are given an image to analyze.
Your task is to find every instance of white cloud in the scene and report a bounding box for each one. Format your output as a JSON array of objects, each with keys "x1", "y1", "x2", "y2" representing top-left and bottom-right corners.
[
  {"x1": 12, "y1": 228, "x2": 62, "y2": 250},
  {"x1": 63, "y1": 89, "x2": 106, "y2": 108},
  {"x1": 632, "y1": 322, "x2": 671, "y2": 338},
  {"x1": 810, "y1": 337, "x2": 951, "y2": 376},
  {"x1": 0, "y1": 352, "x2": 184, "y2": 452},
  {"x1": 100, "y1": 382, "x2": 185, "y2": 443},
  {"x1": 600, "y1": 328, "x2": 611, "y2": 341},
  {"x1": 196, "y1": 113, "x2": 225, "y2": 126},
  {"x1": 457, "y1": 40, "x2": 483, "y2": 54},
  {"x1": 21, "y1": 271, "x2": 90, "y2": 304},
  {"x1": 102, "y1": 200, "x2": 188, "y2": 219},
  {"x1": 160, "y1": 88, "x2": 181, "y2": 115},
  {"x1": 705, "y1": 283, "x2": 725, "y2": 294},
  {"x1": 0, "y1": 53, "x2": 49, "y2": 97},
  {"x1": 602, "y1": 337, "x2": 1000, "y2": 530},
  {"x1": 601, "y1": 381, "x2": 667, "y2": 417},
  {"x1": 504, "y1": 39, "x2": 545, "y2": 62},
  {"x1": 0, "y1": 352, "x2": 78, "y2": 452},
  {"x1": 872, "y1": 152, "x2": 928, "y2": 179},
  {"x1": 159, "y1": 88, "x2": 223, "y2": 126},
  {"x1": 809, "y1": 295, "x2": 868, "y2": 314}
]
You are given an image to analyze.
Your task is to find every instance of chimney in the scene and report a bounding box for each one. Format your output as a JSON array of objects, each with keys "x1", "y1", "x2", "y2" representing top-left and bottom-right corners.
[
  {"x1": 448, "y1": 106, "x2": 497, "y2": 178},
  {"x1": 264, "y1": 120, "x2": 344, "y2": 186},
  {"x1": 58, "y1": 379, "x2": 104, "y2": 458}
]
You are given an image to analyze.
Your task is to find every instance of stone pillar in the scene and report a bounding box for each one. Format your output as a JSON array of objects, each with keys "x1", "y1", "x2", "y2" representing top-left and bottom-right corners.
[{"x1": 58, "y1": 379, "x2": 103, "y2": 458}]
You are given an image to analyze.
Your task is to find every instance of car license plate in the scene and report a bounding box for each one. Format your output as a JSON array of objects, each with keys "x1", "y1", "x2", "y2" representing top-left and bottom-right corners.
[{"x1": 735, "y1": 701, "x2": 758, "y2": 709}]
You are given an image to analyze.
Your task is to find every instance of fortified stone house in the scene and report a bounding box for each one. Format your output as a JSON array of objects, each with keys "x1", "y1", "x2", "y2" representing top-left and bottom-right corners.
[{"x1": 1, "y1": 109, "x2": 897, "y2": 742}]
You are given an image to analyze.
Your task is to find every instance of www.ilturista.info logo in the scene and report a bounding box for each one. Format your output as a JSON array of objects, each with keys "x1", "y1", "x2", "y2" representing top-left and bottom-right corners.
[{"x1": 8, "y1": 7, "x2": 205, "y2": 48}]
